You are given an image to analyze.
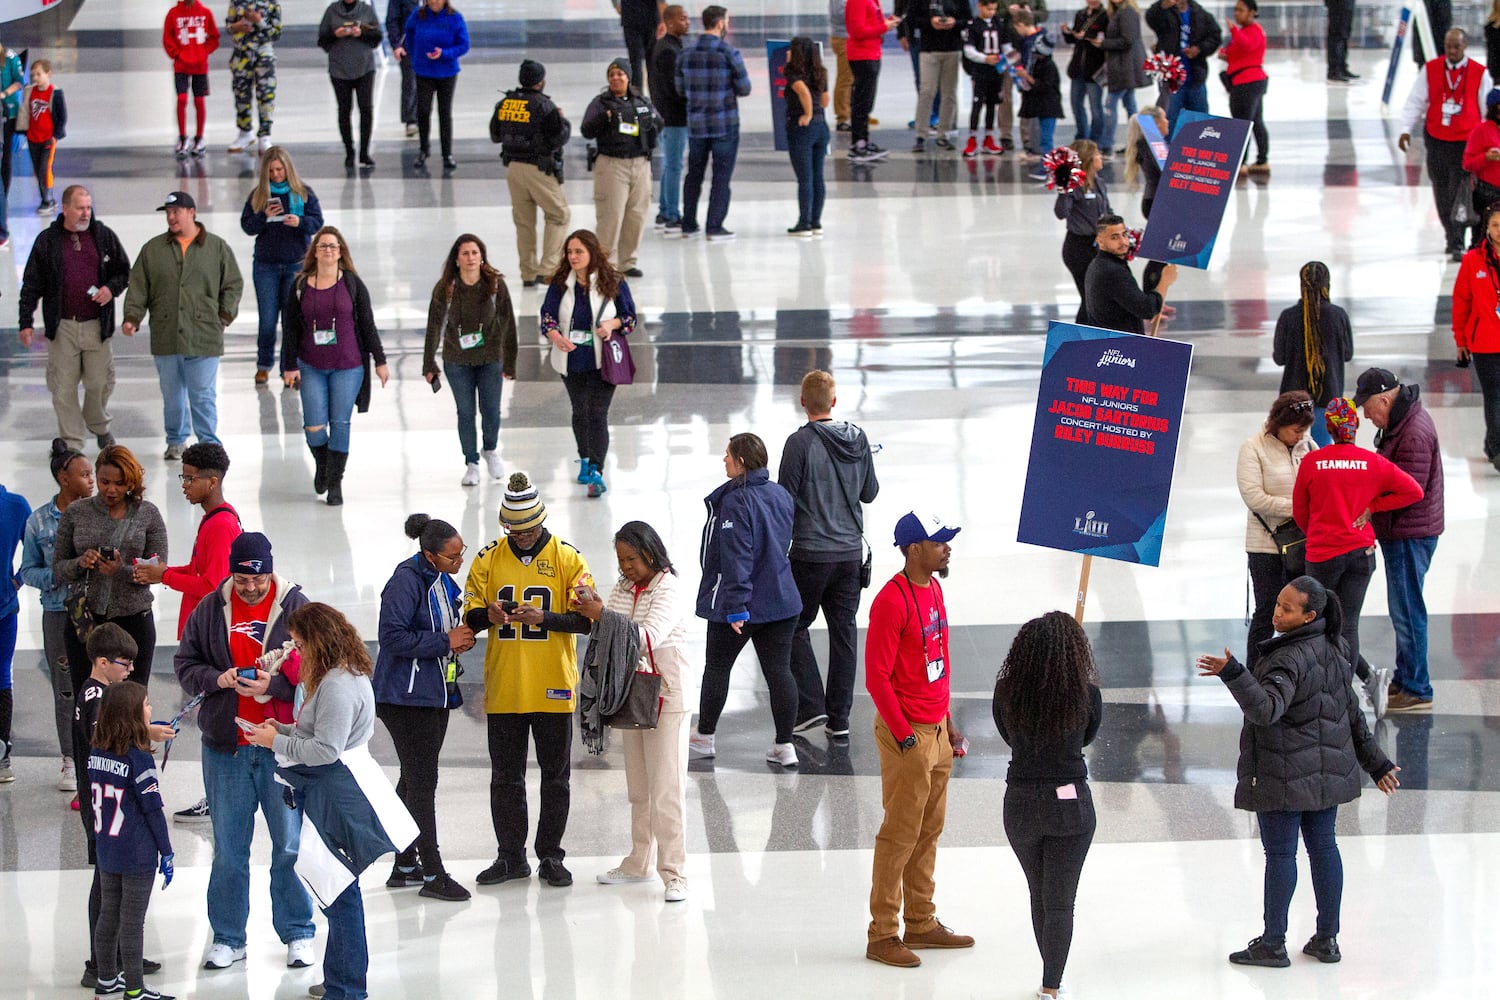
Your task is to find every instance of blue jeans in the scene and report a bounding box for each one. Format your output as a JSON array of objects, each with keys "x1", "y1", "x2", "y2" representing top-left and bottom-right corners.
[
  {"x1": 201, "y1": 744, "x2": 315, "y2": 949},
  {"x1": 1034, "y1": 117, "x2": 1057, "y2": 153},
  {"x1": 322, "y1": 881, "x2": 367, "y2": 1000},
  {"x1": 786, "y1": 118, "x2": 828, "y2": 228},
  {"x1": 1166, "y1": 79, "x2": 1208, "y2": 130},
  {"x1": 298, "y1": 364, "x2": 363, "y2": 452},
  {"x1": 1102, "y1": 88, "x2": 1137, "y2": 149},
  {"x1": 657, "y1": 124, "x2": 686, "y2": 223},
  {"x1": 252, "y1": 259, "x2": 301, "y2": 371},
  {"x1": 153, "y1": 354, "x2": 220, "y2": 446},
  {"x1": 1257, "y1": 806, "x2": 1342, "y2": 945},
  {"x1": 1070, "y1": 78, "x2": 1103, "y2": 142},
  {"x1": 1380, "y1": 536, "x2": 1438, "y2": 700},
  {"x1": 444, "y1": 360, "x2": 502, "y2": 464},
  {"x1": 682, "y1": 131, "x2": 739, "y2": 233},
  {"x1": 1309, "y1": 418, "x2": 1332, "y2": 447}
]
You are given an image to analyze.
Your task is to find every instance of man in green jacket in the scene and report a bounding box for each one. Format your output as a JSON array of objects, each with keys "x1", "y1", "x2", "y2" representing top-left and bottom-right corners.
[{"x1": 122, "y1": 191, "x2": 243, "y2": 460}]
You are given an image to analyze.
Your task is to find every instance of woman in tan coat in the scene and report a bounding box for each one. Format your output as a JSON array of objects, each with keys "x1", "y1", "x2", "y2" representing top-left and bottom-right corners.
[{"x1": 571, "y1": 520, "x2": 697, "y2": 901}]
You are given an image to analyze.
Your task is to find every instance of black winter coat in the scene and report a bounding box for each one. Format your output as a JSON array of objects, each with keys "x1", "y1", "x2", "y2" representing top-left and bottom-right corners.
[
  {"x1": 1372, "y1": 387, "x2": 1445, "y2": 540},
  {"x1": 1219, "y1": 619, "x2": 1394, "y2": 813},
  {"x1": 1143, "y1": 0, "x2": 1221, "y2": 85},
  {"x1": 18, "y1": 216, "x2": 132, "y2": 340}
]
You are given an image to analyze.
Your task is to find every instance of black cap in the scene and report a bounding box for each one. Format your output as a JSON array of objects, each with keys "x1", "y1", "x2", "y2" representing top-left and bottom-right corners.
[
  {"x1": 519, "y1": 59, "x2": 545, "y2": 88},
  {"x1": 156, "y1": 191, "x2": 196, "y2": 211},
  {"x1": 1352, "y1": 367, "x2": 1399, "y2": 406}
]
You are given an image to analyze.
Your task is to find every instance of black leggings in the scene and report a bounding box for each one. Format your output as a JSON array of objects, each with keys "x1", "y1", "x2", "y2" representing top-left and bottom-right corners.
[
  {"x1": 331, "y1": 71, "x2": 374, "y2": 157},
  {"x1": 970, "y1": 70, "x2": 1004, "y2": 132},
  {"x1": 416, "y1": 74, "x2": 457, "y2": 157},
  {"x1": 377, "y1": 703, "x2": 451, "y2": 876},
  {"x1": 1306, "y1": 548, "x2": 1376, "y2": 681},
  {"x1": 1061, "y1": 231, "x2": 1095, "y2": 322},
  {"x1": 1246, "y1": 551, "x2": 1289, "y2": 670},
  {"x1": 561, "y1": 368, "x2": 616, "y2": 468},
  {"x1": 697, "y1": 616, "x2": 799, "y2": 744},
  {"x1": 849, "y1": 59, "x2": 880, "y2": 145},
  {"x1": 95, "y1": 871, "x2": 155, "y2": 991},
  {"x1": 1228, "y1": 78, "x2": 1268, "y2": 164},
  {"x1": 65, "y1": 610, "x2": 156, "y2": 697},
  {"x1": 1004, "y1": 781, "x2": 1097, "y2": 991}
]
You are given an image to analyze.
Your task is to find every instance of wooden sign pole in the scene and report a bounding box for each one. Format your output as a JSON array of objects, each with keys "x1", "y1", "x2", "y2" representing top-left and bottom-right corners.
[{"x1": 1073, "y1": 554, "x2": 1093, "y2": 623}]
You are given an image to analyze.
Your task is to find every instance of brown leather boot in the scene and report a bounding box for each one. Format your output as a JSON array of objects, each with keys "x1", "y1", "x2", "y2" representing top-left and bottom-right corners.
[{"x1": 865, "y1": 936, "x2": 921, "y2": 967}]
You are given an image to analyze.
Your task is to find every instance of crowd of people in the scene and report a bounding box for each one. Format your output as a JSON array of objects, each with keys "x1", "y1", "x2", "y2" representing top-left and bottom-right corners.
[{"x1": 0, "y1": 3, "x2": 1490, "y2": 1000}]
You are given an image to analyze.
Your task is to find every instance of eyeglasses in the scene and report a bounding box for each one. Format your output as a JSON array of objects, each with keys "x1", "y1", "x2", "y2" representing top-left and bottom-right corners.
[
  {"x1": 178, "y1": 473, "x2": 213, "y2": 484},
  {"x1": 110, "y1": 658, "x2": 134, "y2": 669},
  {"x1": 439, "y1": 545, "x2": 467, "y2": 563},
  {"x1": 315, "y1": 242, "x2": 341, "y2": 251}
]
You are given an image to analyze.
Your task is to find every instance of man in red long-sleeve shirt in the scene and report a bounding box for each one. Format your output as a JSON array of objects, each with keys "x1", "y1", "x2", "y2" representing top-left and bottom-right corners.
[
  {"x1": 864, "y1": 510, "x2": 974, "y2": 968},
  {"x1": 132, "y1": 441, "x2": 241, "y2": 636}
]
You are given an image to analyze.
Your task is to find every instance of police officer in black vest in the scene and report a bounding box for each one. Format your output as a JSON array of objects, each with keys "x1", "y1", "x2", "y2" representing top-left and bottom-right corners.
[
  {"x1": 582, "y1": 57, "x2": 663, "y2": 278},
  {"x1": 490, "y1": 59, "x2": 572, "y2": 287}
]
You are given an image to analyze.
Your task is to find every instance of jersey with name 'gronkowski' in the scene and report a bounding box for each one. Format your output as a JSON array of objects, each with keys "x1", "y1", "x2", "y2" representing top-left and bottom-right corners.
[{"x1": 88, "y1": 746, "x2": 173, "y2": 876}]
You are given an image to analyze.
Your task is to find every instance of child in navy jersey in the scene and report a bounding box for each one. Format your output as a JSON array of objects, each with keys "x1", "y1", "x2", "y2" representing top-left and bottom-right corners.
[{"x1": 87, "y1": 680, "x2": 175, "y2": 1000}]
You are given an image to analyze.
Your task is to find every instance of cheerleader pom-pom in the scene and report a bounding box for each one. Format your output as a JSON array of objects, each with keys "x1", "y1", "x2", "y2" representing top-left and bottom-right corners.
[
  {"x1": 1143, "y1": 52, "x2": 1187, "y2": 93},
  {"x1": 1041, "y1": 145, "x2": 1082, "y2": 191},
  {"x1": 1125, "y1": 227, "x2": 1143, "y2": 261}
]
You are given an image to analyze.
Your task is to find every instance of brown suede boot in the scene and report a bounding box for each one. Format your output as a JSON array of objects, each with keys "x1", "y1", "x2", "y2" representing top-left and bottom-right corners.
[
  {"x1": 903, "y1": 921, "x2": 975, "y2": 949},
  {"x1": 865, "y1": 936, "x2": 921, "y2": 967}
]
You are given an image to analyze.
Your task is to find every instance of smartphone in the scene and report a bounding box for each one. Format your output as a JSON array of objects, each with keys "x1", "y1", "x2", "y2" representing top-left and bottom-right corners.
[
  {"x1": 430, "y1": 372, "x2": 443, "y2": 393},
  {"x1": 500, "y1": 600, "x2": 520, "y2": 613},
  {"x1": 98, "y1": 545, "x2": 118, "y2": 561},
  {"x1": 266, "y1": 196, "x2": 283, "y2": 215},
  {"x1": 234, "y1": 717, "x2": 259, "y2": 734},
  {"x1": 236, "y1": 667, "x2": 258, "y2": 681}
]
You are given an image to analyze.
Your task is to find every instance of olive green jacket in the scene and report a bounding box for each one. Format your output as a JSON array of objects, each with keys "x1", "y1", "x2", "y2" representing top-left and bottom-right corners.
[{"x1": 123, "y1": 224, "x2": 243, "y2": 357}]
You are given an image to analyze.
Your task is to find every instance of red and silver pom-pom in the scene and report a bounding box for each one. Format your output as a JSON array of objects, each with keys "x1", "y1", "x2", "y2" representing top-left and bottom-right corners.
[
  {"x1": 1143, "y1": 52, "x2": 1187, "y2": 93},
  {"x1": 1041, "y1": 145, "x2": 1084, "y2": 192},
  {"x1": 1125, "y1": 228, "x2": 1143, "y2": 261}
]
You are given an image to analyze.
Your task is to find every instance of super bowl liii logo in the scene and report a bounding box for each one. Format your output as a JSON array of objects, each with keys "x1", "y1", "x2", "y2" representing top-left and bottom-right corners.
[
  {"x1": 1168, "y1": 233, "x2": 1188, "y2": 252},
  {"x1": 1072, "y1": 511, "x2": 1109, "y2": 539}
]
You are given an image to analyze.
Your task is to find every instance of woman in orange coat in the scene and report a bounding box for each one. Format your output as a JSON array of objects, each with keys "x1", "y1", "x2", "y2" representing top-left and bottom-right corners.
[{"x1": 1451, "y1": 200, "x2": 1500, "y2": 471}]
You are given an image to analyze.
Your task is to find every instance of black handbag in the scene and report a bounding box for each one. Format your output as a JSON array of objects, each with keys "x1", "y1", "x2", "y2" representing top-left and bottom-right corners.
[
  {"x1": 605, "y1": 635, "x2": 663, "y2": 730},
  {"x1": 1254, "y1": 513, "x2": 1307, "y2": 576}
]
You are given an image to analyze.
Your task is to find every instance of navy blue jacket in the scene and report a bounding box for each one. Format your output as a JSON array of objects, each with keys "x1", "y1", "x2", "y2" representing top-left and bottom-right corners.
[
  {"x1": 240, "y1": 188, "x2": 324, "y2": 266},
  {"x1": 374, "y1": 553, "x2": 463, "y2": 709},
  {"x1": 696, "y1": 468, "x2": 802, "y2": 624}
]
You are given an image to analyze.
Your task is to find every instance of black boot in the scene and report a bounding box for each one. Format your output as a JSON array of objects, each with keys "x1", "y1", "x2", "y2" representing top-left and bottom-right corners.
[
  {"x1": 310, "y1": 444, "x2": 329, "y2": 495},
  {"x1": 325, "y1": 450, "x2": 348, "y2": 507}
]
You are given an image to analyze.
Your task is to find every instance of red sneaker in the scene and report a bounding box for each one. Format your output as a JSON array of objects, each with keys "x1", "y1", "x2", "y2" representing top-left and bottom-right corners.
[
  {"x1": 70, "y1": 794, "x2": 79, "y2": 811},
  {"x1": 961, "y1": 136, "x2": 978, "y2": 158},
  {"x1": 982, "y1": 135, "x2": 1003, "y2": 156}
]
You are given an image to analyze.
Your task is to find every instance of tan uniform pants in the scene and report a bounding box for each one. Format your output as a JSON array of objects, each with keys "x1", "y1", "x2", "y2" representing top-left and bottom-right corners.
[
  {"x1": 47, "y1": 318, "x2": 114, "y2": 450},
  {"x1": 868, "y1": 716, "x2": 951, "y2": 942},
  {"x1": 831, "y1": 36, "x2": 852, "y2": 124},
  {"x1": 507, "y1": 160, "x2": 570, "y2": 281},
  {"x1": 592, "y1": 154, "x2": 651, "y2": 272},
  {"x1": 618, "y1": 709, "x2": 690, "y2": 883}
]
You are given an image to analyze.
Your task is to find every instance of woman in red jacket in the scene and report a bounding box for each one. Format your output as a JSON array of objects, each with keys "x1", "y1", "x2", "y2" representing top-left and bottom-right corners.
[
  {"x1": 1219, "y1": 0, "x2": 1268, "y2": 171},
  {"x1": 845, "y1": 0, "x2": 901, "y2": 162},
  {"x1": 1462, "y1": 90, "x2": 1500, "y2": 217},
  {"x1": 1451, "y1": 200, "x2": 1500, "y2": 471},
  {"x1": 1292, "y1": 399, "x2": 1423, "y2": 717}
]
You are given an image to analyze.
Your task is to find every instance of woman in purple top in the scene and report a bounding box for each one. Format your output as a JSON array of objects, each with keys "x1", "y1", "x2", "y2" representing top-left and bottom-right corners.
[{"x1": 282, "y1": 226, "x2": 388, "y2": 507}]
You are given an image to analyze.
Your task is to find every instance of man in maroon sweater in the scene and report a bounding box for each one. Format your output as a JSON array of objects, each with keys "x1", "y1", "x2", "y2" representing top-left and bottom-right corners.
[
  {"x1": 1356, "y1": 367, "x2": 1444, "y2": 713},
  {"x1": 864, "y1": 511, "x2": 974, "y2": 968}
]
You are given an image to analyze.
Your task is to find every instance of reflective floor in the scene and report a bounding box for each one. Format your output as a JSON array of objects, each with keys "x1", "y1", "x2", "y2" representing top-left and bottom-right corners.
[{"x1": 2, "y1": 2, "x2": 1498, "y2": 997}]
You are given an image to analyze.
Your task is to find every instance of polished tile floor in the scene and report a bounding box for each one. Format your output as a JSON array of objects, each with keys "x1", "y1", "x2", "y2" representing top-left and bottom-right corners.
[{"x1": 2, "y1": 2, "x2": 1498, "y2": 997}]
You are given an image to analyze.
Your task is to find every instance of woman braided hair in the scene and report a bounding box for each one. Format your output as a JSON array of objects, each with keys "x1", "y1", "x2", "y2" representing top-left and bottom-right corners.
[{"x1": 1297, "y1": 261, "x2": 1332, "y2": 403}]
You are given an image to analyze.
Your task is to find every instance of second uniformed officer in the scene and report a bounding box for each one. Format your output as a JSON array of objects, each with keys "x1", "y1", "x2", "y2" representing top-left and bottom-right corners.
[
  {"x1": 490, "y1": 59, "x2": 572, "y2": 287},
  {"x1": 580, "y1": 57, "x2": 663, "y2": 279}
]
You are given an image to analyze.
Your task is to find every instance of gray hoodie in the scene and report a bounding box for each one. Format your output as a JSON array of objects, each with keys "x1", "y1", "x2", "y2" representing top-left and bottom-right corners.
[{"x1": 777, "y1": 419, "x2": 880, "y2": 562}]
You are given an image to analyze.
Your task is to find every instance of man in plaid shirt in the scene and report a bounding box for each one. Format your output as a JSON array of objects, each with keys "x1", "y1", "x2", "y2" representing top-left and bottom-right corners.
[{"x1": 674, "y1": 4, "x2": 751, "y2": 239}]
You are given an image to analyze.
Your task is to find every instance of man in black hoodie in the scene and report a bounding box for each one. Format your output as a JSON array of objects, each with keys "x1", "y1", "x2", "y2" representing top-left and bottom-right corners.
[
  {"x1": 1083, "y1": 215, "x2": 1176, "y2": 333},
  {"x1": 778, "y1": 371, "x2": 880, "y2": 739}
]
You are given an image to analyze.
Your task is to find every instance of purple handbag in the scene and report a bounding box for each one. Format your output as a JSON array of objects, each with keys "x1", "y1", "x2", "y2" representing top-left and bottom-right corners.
[{"x1": 599, "y1": 333, "x2": 635, "y2": 385}]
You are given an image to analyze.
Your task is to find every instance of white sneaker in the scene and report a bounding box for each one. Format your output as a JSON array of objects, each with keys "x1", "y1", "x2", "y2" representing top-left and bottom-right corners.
[
  {"x1": 687, "y1": 729, "x2": 715, "y2": 758},
  {"x1": 287, "y1": 938, "x2": 315, "y2": 968},
  {"x1": 405, "y1": 123, "x2": 418, "y2": 138},
  {"x1": 191, "y1": 136, "x2": 207, "y2": 157},
  {"x1": 596, "y1": 867, "x2": 653, "y2": 885},
  {"x1": 257, "y1": 134, "x2": 273, "y2": 155},
  {"x1": 59, "y1": 757, "x2": 76, "y2": 792},
  {"x1": 664, "y1": 878, "x2": 688, "y2": 902},
  {"x1": 766, "y1": 742, "x2": 799, "y2": 768},
  {"x1": 482, "y1": 450, "x2": 503, "y2": 480},
  {"x1": 460, "y1": 463, "x2": 481, "y2": 486},
  {"x1": 227, "y1": 130, "x2": 253, "y2": 153},
  {"x1": 1366, "y1": 665, "x2": 1392, "y2": 720},
  {"x1": 203, "y1": 943, "x2": 247, "y2": 969}
]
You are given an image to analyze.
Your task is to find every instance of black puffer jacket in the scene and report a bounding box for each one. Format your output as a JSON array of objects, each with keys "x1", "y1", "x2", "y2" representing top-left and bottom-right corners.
[{"x1": 1218, "y1": 619, "x2": 1394, "y2": 813}]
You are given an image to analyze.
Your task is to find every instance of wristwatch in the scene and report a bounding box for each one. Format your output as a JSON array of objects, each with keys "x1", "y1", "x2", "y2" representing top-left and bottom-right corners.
[{"x1": 900, "y1": 734, "x2": 918, "y2": 750}]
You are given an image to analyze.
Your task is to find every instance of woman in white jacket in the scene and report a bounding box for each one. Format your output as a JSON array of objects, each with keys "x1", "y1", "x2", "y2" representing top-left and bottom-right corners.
[
  {"x1": 571, "y1": 520, "x2": 697, "y2": 902},
  {"x1": 538, "y1": 229, "x2": 639, "y2": 498},
  {"x1": 1236, "y1": 391, "x2": 1316, "y2": 668}
]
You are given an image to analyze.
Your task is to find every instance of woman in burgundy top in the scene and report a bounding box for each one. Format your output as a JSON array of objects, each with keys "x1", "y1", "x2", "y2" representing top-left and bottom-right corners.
[
  {"x1": 282, "y1": 226, "x2": 388, "y2": 506},
  {"x1": 1219, "y1": 0, "x2": 1268, "y2": 170}
]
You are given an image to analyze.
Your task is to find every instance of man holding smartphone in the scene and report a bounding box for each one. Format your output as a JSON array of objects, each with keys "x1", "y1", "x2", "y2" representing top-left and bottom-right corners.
[{"x1": 172, "y1": 532, "x2": 317, "y2": 971}]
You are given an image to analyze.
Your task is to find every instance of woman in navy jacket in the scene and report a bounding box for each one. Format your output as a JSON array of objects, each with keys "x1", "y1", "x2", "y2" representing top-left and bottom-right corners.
[
  {"x1": 394, "y1": 0, "x2": 469, "y2": 169},
  {"x1": 373, "y1": 513, "x2": 474, "y2": 901},
  {"x1": 691, "y1": 433, "x2": 804, "y2": 768}
]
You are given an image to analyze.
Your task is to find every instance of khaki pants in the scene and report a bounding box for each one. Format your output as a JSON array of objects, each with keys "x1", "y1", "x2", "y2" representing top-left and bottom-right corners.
[
  {"x1": 916, "y1": 51, "x2": 960, "y2": 139},
  {"x1": 506, "y1": 160, "x2": 570, "y2": 281},
  {"x1": 998, "y1": 72, "x2": 1014, "y2": 137},
  {"x1": 868, "y1": 716, "x2": 951, "y2": 942},
  {"x1": 619, "y1": 709, "x2": 690, "y2": 883},
  {"x1": 593, "y1": 154, "x2": 651, "y2": 272},
  {"x1": 830, "y1": 36, "x2": 852, "y2": 124},
  {"x1": 46, "y1": 317, "x2": 114, "y2": 450}
]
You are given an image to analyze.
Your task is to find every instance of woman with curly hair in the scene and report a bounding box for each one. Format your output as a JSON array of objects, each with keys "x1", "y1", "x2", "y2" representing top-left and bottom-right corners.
[
  {"x1": 992, "y1": 610, "x2": 1102, "y2": 1000},
  {"x1": 1273, "y1": 261, "x2": 1353, "y2": 447}
]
